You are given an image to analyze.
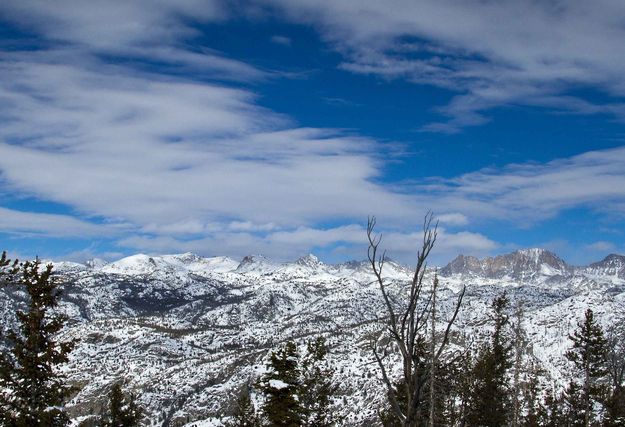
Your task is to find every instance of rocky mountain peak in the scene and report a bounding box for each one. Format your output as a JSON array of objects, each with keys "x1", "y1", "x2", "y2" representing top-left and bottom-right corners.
[
  {"x1": 441, "y1": 248, "x2": 570, "y2": 280},
  {"x1": 440, "y1": 254, "x2": 483, "y2": 276},
  {"x1": 586, "y1": 253, "x2": 625, "y2": 278},
  {"x1": 295, "y1": 254, "x2": 322, "y2": 268},
  {"x1": 235, "y1": 255, "x2": 276, "y2": 274}
]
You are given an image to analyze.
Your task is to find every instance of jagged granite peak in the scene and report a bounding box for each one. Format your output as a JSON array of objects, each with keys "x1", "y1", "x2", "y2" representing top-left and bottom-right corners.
[
  {"x1": 235, "y1": 254, "x2": 277, "y2": 274},
  {"x1": 585, "y1": 253, "x2": 625, "y2": 278},
  {"x1": 439, "y1": 254, "x2": 484, "y2": 276},
  {"x1": 441, "y1": 248, "x2": 570, "y2": 280},
  {"x1": 295, "y1": 253, "x2": 322, "y2": 268}
]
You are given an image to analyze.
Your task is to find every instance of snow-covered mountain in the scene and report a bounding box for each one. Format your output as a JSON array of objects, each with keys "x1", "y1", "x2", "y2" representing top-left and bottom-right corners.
[
  {"x1": 2, "y1": 249, "x2": 624, "y2": 426},
  {"x1": 584, "y1": 253, "x2": 625, "y2": 279},
  {"x1": 440, "y1": 248, "x2": 571, "y2": 280}
]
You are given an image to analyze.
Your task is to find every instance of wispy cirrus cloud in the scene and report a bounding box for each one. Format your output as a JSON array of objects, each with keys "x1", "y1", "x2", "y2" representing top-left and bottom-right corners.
[
  {"x1": 0, "y1": 57, "x2": 418, "y2": 227},
  {"x1": 0, "y1": 207, "x2": 120, "y2": 237},
  {"x1": 264, "y1": 0, "x2": 625, "y2": 132},
  {"x1": 0, "y1": 0, "x2": 456, "y2": 262},
  {"x1": 0, "y1": 0, "x2": 265, "y2": 81},
  {"x1": 415, "y1": 146, "x2": 625, "y2": 224}
]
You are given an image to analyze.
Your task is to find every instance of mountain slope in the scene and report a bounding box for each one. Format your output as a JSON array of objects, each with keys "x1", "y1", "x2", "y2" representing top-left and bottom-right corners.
[{"x1": 1, "y1": 249, "x2": 624, "y2": 426}]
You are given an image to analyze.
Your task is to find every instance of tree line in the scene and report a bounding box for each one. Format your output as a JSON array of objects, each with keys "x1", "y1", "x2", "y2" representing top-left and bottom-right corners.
[{"x1": 0, "y1": 212, "x2": 624, "y2": 426}]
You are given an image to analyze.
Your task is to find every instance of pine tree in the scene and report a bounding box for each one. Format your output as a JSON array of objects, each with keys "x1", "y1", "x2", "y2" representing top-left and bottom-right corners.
[
  {"x1": 561, "y1": 380, "x2": 586, "y2": 427},
  {"x1": 299, "y1": 337, "x2": 337, "y2": 427},
  {"x1": 101, "y1": 382, "x2": 142, "y2": 427},
  {"x1": 446, "y1": 349, "x2": 474, "y2": 426},
  {"x1": 466, "y1": 294, "x2": 512, "y2": 427},
  {"x1": 259, "y1": 341, "x2": 302, "y2": 426},
  {"x1": 228, "y1": 384, "x2": 260, "y2": 427},
  {"x1": 0, "y1": 251, "x2": 19, "y2": 284},
  {"x1": 603, "y1": 326, "x2": 625, "y2": 427},
  {"x1": 0, "y1": 258, "x2": 75, "y2": 427},
  {"x1": 565, "y1": 309, "x2": 609, "y2": 427},
  {"x1": 543, "y1": 386, "x2": 566, "y2": 427},
  {"x1": 520, "y1": 360, "x2": 548, "y2": 427}
]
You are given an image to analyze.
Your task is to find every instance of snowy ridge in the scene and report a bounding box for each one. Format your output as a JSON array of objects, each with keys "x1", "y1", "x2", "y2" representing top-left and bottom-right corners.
[{"x1": 2, "y1": 249, "x2": 624, "y2": 426}]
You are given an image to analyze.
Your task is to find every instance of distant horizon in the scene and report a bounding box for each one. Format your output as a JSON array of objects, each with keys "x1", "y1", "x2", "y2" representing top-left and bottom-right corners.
[
  {"x1": 24, "y1": 246, "x2": 624, "y2": 270},
  {"x1": 2, "y1": 1, "x2": 625, "y2": 266}
]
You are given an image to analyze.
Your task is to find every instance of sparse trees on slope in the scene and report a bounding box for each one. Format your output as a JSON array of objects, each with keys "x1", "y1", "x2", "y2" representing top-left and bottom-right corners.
[
  {"x1": 0, "y1": 257, "x2": 74, "y2": 427},
  {"x1": 565, "y1": 309, "x2": 609, "y2": 427},
  {"x1": 466, "y1": 294, "x2": 513, "y2": 427},
  {"x1": 367, "y1": 214, "x2": 465, "y2": 427},
  {"x1": 101, "y1": 382, "x2": 142, "y2": 427}
]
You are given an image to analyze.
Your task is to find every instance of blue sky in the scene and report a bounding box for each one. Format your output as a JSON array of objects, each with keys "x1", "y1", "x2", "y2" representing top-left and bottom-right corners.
[{"x1": 1, "y1": 0, "x2": 625, "y2": 265}]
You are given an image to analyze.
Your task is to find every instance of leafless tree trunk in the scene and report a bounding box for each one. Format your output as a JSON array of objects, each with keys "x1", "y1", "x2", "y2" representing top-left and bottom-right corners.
[
  {"x1": 428, "y1": 274, "x2": 438, "y2": 427},
  {"x1": 367, "y1": 213, "x2": 465, "y2": 427}
]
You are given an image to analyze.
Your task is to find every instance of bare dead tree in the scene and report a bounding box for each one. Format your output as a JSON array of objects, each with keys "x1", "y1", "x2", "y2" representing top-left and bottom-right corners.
[
  {"x1": 428, "y1": 273, "x2": 438, "y2": 427},
  {"x1": 367, "y1": 213, "x2": 466, "y2": 427}
]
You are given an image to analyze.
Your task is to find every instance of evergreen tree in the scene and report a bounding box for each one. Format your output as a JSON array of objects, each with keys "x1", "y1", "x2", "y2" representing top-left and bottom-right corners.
[
  {"x1": 604, "y1": 326, "x2": 625, "y2": 427},
  {"x1": 101, "y1": 382, "x2": 142, "y2": 427},
  {"x1": 512, "y1": 301, "x2": 527, "y2": 427},
  {"x1": 561, "y1": 380, "x2": 586, "y2": 427},
  {"x1": 299, "y1": 337, "x2": 338, "y2": 427},
  {"x1": 0, "y1": 258, "x2": 74, "y2": 427},
  {"x1": 565, "y1": 309, "x2": 609, "y2": 427},
  {"x1": 259, "y1": 341, "x2": 302, "y2": 426},
  {"x1": 543, "y1": 386, "x2": 566, "y2": 427},
  {"x1": 466, "y1": 294, "x2": 512, "y2": 427},
  {"x1": 520, "y1": 361, "x2": 549, "y2": 427},
  {"x1": 447, "y1": 349, "x2": 474, "y2": 427},
  {"x1": 0, "y1": 251, "x2": 19, "y2": 284},
  {"x1": 228, "y1": 384, "x2": 260, "y2": 427}
]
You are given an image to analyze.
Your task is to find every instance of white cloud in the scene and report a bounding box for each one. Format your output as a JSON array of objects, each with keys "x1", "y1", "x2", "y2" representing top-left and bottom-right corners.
[
  {"x1": 116, "y1": 222, "x2": 497, "y2": 264},
  {"x1": 0, "y1": 57, "x2": 417, "y2": 228},
  {"x1": 263, "y1": 0, "x2": 625, "y2": 131},
  {"x1": 0, "y1": 1, "x2": 267, "y2": 82},
  {"x1": 0, "y1": 207, "x2": 117, "y2": 237},
  {"x1": 2, "y1": 1, "x2": 625, "y2": 264},
  {"x1": 418, "y1": 146, "x2": 625, "y2": 222},
  {"x1": 436, "y1": 213, "x2": 469, "y2": 226}
]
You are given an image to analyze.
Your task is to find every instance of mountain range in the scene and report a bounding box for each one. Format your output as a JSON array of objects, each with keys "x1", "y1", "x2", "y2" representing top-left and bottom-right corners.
[{"x1": 2, "y1": 248, "x2": 624, "y2": 426}]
